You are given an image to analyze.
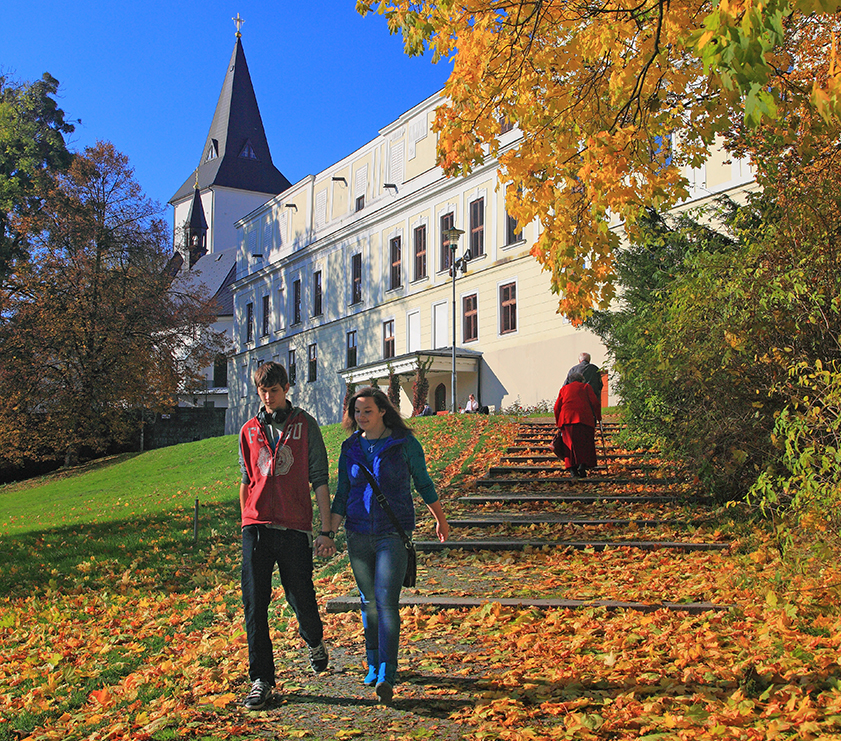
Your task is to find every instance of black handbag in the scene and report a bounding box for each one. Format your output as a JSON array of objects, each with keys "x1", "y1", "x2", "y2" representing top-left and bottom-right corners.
[{"x1": 358, "y1": 464, "x2": 417, "y2": 588}]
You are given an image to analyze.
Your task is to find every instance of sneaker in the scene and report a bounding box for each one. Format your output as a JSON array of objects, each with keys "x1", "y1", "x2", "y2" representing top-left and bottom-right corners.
[
  {"x1": 308, "y1": 640, "x2": 329, "y2": 673},
  {"x1": 375, "y1": 662, "x2": 396, "y2": 704},
  {"x1": 375, "y1": 679, "x2": 394, "y2": 705},
  {"x1": 243, "y1": 679, "x2": 272, "y2": 710},
  {"x1": 364, "y1": 664, "x2": 379, "y2": 686}
]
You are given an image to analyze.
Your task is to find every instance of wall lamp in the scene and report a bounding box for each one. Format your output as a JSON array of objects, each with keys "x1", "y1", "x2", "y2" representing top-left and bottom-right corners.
[
  {"x1": 384, "y1": 183, "x2": 398, "y2": 192},
  {"x1": 285, "y1": 203, "x2": 298, "y2": 211},
  {"x1": 332, "y1": 176, "x2": 347, "y2": 185}
]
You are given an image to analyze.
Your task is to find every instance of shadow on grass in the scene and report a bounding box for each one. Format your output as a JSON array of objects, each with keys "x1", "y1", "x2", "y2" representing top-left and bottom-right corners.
[
  {"x1": 279, "y1": 678, "x2": 477, "y2": 716},
  {"x1": 0, "y1": 452, "x2": 142, "y2": 492},
  {"x1": 0, "y1": 498, "x2": 243, "y2": 598}
]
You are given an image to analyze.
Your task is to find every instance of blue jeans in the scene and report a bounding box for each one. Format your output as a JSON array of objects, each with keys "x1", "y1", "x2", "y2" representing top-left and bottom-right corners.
[
  {"x1": 241, "y1": 525, "x2": 324, "y2": 685},
  {"x1": 346, "y1": 530, "x2": 408, "y2": 668}
]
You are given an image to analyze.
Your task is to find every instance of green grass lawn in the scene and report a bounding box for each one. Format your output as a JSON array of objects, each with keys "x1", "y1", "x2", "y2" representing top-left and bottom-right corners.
[
  {"x1": 0, "y1": 414, "x2": 505, "y2": 598},
  {"x1": 0, "y1": 435, "x2": 241, "y2": 536}
]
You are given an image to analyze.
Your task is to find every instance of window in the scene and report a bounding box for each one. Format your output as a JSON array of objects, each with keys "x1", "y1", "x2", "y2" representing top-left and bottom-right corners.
[
  {"x1": 213, "y1": 354, "x2": 228, "y2": 387},
  {"x1": 500, "y1": 282, "x2": 517, "y2": 334},
  {"x1": 276, "y1": 287, "x2": 285, "y2": 331},
  {"x1": 292, "y1": 279, "x2": 302, "y2": 325},
  {"x1": 355, "y1": 166, "x2": 367, "y2": 212},
  {"x1": 499, "y1": 117, "x2": 514, "y2": 134},
  {"x1": 383, "y1": 320, "x2": 395, "y2": 359},
  {"x1": 505, "y1": 209, "x2": 520, "y2": 246},
  {"x1": 246, "y1": 302, "x2": 254, "y2": 343},
  {"x1": 346, "y1": 330, "x2": 357, "y2": 368},
  {"x1": 205, "y1": 139, "x2": 218, "y2": 162},
  {"x1": 469, "y1": 198, "x2": 484, "y2": 257},
  {"x1": 312, "y1": 271, "x2": 323, "y2": 316},
  {"x1": 389, "y1": 236, "x2": 402, "y2": 290},
  {"x1": 505, "y1": 187, "x2": 522, "y2": 246},
  {"x1": 351, "y1": 253, "x2": 362, "y2": 304},
  {"x1": 315, "y1": 190, "x2": 327, "y2": 227},
  {"x1": 261, "y1": 295, "x2": 270, "y2": 337},
  {"x1": 288, "y1": 349, "x2": 297, "y2": 385},
  {"x1": 239, "y1": 139, "x2": 257, "y2": 159},
  {"x1": 413, "y1": 225, "x2": 427, "y2": 280},
  {"x1": 389, "y1": 141, "x2": 405, "y2": 185},
  {"x1": 308, "y1": 343, "x2": 317, "y2": 382},
  {"x1": 463, "y1": 293, "x2": 478, "y2": 342},
  {"x1": 440, "y1": 212, "x2": 454, "y2": 272}
]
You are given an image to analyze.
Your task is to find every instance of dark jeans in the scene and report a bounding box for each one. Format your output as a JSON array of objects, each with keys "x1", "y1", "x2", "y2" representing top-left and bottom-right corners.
[
  {"x1": 241, "y1": 524, "x2": 323, "y2": 685},
  {"x1": 346, "y1": 529, "x2": 408, "y2": 668}
]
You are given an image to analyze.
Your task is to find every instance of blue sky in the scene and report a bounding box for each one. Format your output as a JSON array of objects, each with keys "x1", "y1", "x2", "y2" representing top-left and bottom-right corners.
[{"x1": 6, "y1": 0, "x2": 452, "y2": 219}]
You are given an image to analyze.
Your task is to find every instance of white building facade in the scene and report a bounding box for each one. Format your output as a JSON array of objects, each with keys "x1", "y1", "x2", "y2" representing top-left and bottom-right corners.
[
  {"x1": 172, "y1": 34, "x2": 755, "y2": 432},
  {"x1": 227, "y1": 92, "x2": 609, "y2": 431}
]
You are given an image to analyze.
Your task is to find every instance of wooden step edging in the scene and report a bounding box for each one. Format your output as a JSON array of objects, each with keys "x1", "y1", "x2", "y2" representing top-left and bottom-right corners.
[
  {"x1": 413, "y1": 539, "x2": 730, "y2": 552},
  {"x1": 476, "y1": 476, "x2": 683, "y2": 487},
  {"x1": 487, "y1": 465, "x2": 678, "y2": 475},
  {"x1": 459, "y1": 494, "x2": 704, "y2": 504},
  {"x1": 446, "y1": 516, "x2": 693, "y2": 527},
  {"x1": 502, "y1": 453, "x2": 651, "y2": 461},
  {"x1": 326, "y1": 594, "x2": 731, "y2": 615}
]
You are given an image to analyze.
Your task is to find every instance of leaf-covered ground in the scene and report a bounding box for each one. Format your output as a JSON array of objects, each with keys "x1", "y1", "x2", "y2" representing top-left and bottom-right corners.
[{"x1": 1, "y1": 415, "x2": 840, "y2": 740}]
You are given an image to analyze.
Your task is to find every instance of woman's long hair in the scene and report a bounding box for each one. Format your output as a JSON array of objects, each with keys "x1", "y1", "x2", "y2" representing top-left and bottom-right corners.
[{"x1": 343, "y1": 386, "x2": 412, "y2": 434}]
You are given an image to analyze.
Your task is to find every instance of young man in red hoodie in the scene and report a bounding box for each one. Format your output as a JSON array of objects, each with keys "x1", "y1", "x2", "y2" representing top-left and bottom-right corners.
[{"x1": 238, "y1": 361, "x2": 336, "y2": 710}]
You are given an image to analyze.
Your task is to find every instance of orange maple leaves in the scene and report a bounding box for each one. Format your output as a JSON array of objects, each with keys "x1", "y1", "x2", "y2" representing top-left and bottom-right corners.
[{"x1": 361, "y1": 0, "x2": 841, "y2": 322}]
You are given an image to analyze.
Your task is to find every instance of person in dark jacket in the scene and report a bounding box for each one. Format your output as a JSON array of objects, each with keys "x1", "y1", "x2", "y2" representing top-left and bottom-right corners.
[
  {"x1": 563, "y1": 352, "x2": 604, "y2": 402},
  {"x1": 325, "y1": 387, "x2": 449, "y2": 705},
  {"x1": 554, "y1": 371, "x2": 602, "y2": 478},
  {"x1": 238, "y1": 362, "x2": 335, "y2": 710}
]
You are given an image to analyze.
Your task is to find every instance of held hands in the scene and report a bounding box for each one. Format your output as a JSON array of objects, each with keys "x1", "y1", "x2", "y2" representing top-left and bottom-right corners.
[{"x1": 314, "y1": 535, "x2": 337, "y2": 558}]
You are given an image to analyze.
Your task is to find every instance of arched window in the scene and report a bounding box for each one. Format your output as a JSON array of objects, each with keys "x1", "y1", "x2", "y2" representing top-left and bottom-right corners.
[{"x1": 434, "y1": 383, "x2": 446, "y2": 412}]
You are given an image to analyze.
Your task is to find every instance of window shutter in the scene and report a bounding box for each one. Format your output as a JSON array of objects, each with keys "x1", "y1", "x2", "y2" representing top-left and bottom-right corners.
[{"x1": 390, "y1": 142, "x2": 404, "y2": 185}]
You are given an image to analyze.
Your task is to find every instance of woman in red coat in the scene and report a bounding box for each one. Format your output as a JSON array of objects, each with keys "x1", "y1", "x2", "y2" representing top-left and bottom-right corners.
[{"x1": 553, "y1": 371, "x2": 602, "y2": 477}]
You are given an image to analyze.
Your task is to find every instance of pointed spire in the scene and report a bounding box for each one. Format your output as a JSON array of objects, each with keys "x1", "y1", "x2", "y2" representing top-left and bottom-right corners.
[
  {"x1": 170, "y1": 36, "x2": 291, "y2": 204},
  {"x1": 187, "y1": 187, "x2": 208, "y2": 232},
  {"x1": 185, "y1": 187, "x2": 209, "y2": 268}
]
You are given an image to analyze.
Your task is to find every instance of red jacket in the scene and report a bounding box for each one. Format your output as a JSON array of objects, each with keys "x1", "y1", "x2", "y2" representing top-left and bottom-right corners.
[
  {"x1": 554, "y1": 381, "x2": 601, "y2": 428},
  {"x1": 239, "y1": 409, "x2": 314, "y2": 530}
]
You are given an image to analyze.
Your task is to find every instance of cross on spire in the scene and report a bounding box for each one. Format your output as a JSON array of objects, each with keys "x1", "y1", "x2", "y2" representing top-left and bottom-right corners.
[{"x1": 233, "y1": 13, "x2": 245, "y2": 37}]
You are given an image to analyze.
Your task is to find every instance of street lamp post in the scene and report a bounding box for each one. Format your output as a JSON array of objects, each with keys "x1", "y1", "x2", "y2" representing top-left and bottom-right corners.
[{"x1": 444, "y1": 227, "x2": 470, "y2": 414}]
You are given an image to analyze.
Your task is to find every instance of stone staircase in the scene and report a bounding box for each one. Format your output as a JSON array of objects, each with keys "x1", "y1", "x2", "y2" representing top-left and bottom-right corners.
[{"x1": 326, "y1": 418, "x2": 730, "y2": 615}]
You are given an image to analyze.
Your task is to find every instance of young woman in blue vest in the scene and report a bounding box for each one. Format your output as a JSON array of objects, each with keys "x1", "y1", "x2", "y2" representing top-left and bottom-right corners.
[{"x1": 321, "y1": 386, "x2": 449, "y2": 705}]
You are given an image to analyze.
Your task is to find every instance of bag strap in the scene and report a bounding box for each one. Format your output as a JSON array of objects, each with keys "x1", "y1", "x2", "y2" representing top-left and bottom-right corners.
[{"x1": 358, "y1": 463, "x2": 413, "y2": 549}]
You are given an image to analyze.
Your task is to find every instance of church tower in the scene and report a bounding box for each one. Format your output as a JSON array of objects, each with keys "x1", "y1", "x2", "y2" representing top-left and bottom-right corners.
[
  {"x1": 184, "y1": 185, "x2": 208, "y2": 268},
  {"x1": 170, "y1": 17, "x2": 291, "y2": 258}
]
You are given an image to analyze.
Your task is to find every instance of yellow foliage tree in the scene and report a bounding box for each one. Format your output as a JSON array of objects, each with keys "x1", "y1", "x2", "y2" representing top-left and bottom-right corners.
[{"x1": 358, "y1": 0, "x2": 841, "y2": 322}]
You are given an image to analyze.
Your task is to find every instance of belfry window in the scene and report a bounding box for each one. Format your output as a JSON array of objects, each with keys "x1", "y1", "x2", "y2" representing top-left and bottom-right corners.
[{"x1": 239, "y1": 140, "x2": 258, "y2": 159}]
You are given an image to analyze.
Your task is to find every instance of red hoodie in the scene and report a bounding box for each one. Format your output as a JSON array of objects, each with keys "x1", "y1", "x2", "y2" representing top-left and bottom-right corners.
[{"x1": 239, "y1": 409, "x2": 314, "y2": 530}]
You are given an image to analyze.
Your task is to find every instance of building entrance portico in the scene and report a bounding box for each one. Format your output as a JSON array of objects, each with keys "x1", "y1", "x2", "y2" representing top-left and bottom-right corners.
[{"x1": 337, "y1": 348, "x2": 482, "y2": 416}]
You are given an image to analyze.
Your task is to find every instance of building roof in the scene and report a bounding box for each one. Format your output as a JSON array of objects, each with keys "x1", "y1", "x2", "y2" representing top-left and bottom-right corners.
[
  {"x1": 180, "y1": 247, "x2": 238, "y2": 317},
  {"x1": 169, "y1": 38, "x2": 292, "y2": 204}
]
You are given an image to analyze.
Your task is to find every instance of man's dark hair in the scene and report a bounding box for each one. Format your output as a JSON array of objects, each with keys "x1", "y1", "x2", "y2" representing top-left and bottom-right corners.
[{"x1": 253, "y1": 361, "x2": 288, "y2": 389}]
